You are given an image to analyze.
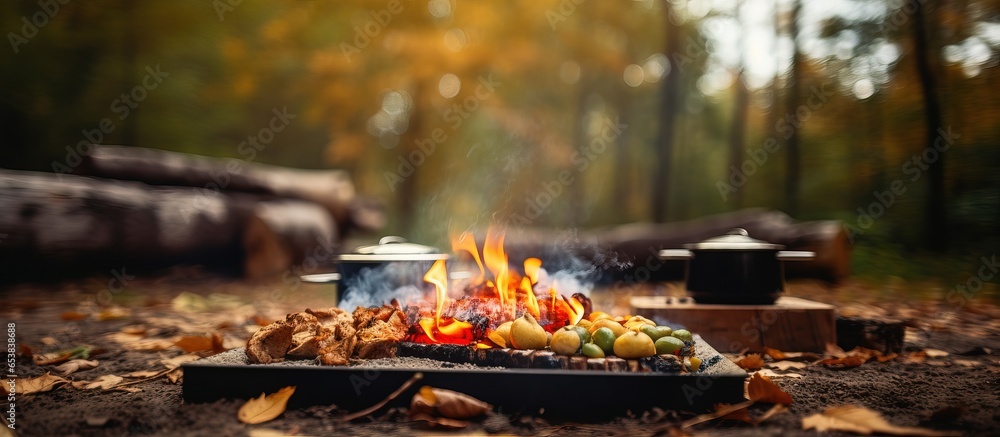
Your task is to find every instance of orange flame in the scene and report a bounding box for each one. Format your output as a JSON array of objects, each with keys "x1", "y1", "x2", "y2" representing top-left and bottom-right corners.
[
  {"x1": 409, "y1": 228, "x2": 591, "y2": 346},
  {"x1": 452, "y1": 232, "x2": 486, "y2": 283},
  {"x1": 482, "y1": 230, "x2": 509, "y2": 313}
]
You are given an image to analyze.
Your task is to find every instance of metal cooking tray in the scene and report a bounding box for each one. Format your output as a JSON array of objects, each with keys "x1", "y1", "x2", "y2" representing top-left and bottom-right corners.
[{"x1": 182, "y1": 336, "x2": 747, "y2": 418}]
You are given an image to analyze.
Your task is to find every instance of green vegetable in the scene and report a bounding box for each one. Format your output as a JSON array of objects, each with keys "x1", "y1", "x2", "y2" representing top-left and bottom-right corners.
[
  {"x1": 581, "y1": 342, "x2": 606, "y2": 358},
  {"x1": 591, "y1": 327, "x2": 617, "y2": 355},
  {"x1": 655, "y1": 336, "x2": 685, "y2": 355},
  {"x1": 671, "y1": 329, "x2": 693, "y2": 342},
  {"x1": 641, "y1": 325, "x2": 672, "y2": 341}
]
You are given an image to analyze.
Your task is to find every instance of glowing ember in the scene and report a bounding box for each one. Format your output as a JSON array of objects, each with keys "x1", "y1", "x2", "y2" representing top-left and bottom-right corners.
[{"x1": 405, "y1": 228, "x2": 590, "y2": 347}]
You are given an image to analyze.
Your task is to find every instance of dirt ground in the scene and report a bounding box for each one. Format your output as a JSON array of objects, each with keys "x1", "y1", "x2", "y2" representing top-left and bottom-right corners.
[{"x1": 2, "y1": 268, "x2": 999, "y2": 436}]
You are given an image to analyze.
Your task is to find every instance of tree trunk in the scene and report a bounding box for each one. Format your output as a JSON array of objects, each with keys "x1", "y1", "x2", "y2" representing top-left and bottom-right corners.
[
  {"x1": 784, "y1": 0, "x2": 802, "y2": 216},
  {"x1": 0, "y1": 170, "x2": 338, "y2": 282},
  {"x1": 912, "y1": 0, "x2": 948, "y2": 252},
  {"x1": 728, "y1": 70, "x2": 749, "y2": 208},
  {"x1": 652, "y1": 4, "x2": 682, "y2": 222},
  {"x1": 76, "y1": 145, "x2": 381, "y2": 234}
]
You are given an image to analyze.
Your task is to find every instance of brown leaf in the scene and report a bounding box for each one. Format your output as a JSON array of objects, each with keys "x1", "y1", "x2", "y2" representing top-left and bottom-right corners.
[
  {"x1": 817, "y1": 355, "x2": 867, "y2": 369},
  {"x1": 924, "y1": 348, "x2": 949, "y2": 358},
  {"x1": 754, "y1": 403, "x2": 788, "y2": 424},
  {"x1": 121, "y1": 325, "x2": 147, "y2": 335},
  {"x1": 81, "y1": 375, "x2": 124, "y2": 390},
  {"x1": 746, "y1": 373, "x2": 792, "y2": 405},
  {"x1": 96, "y1": 307, "x2": 129, "y2": 321},
  {"x1": 802, "y1": 405, "x2": 961, "y2": 436},
  {"x1": 3, "y1": 373, "x2": 69, "y2": 395},
  {"x1": 410, "y1": 412, "x2": 470, "y2": 429},
  {"x1": 40, "y1": 337, "x2": 57, "y2": 346},
  {"x1": 53, "y1": 359, "x2": 99, "y2": 375},
  {"x1": 734, "y1": 353, "x2": 765, "y2": 370},
  {"x1": 124, "y1": 369, "x2": 163, "y2": 378},
  {"x1": 410, "y1": 386, "x2": 492, "y2": 419},
  {"x1": 238, "y1": 386, "x2": 296, "y2": 424},
  {"x1": 60, "y1": 311, "x2": 88, "y2": 321},
  {"x1": 768, "y1": 360, "x2": 808, "y2": 371},
  {"x1": 33, "y1": 352, "x2": 73, "y2": 366},
  {"x1": 166, "y1": 368, "x2": 183, "y2": 384},
  {"x1": 19, "y1": 343, "x2": 34, "y2": 359},
  {"x1": 763, "y1": 347, "x2": 798, "y2": 360},
  {"x1": 174, "y1": 335, "x2": 215, "y2": 353},
  {"x1": 714, "y1": 403, "x2": 753, "y2": 424},
  {"x1": 755, "y1": 368, "x2": 804, "y2": 379},
  {"x1": 904, "y1": 350, "x2": 928, "y2": 364},
  {"x1": 877, "y1": 353, "x2": 899, "y2": 363},
  {"x1": 161, "y1": 354, "x2": 200, "y2": 371},
  {"x1": 825, "y1": 343, "x2": 847, "y2": 358},
  {"x1": 251, "y1": 315, "x2": 276, "y2": 327}
]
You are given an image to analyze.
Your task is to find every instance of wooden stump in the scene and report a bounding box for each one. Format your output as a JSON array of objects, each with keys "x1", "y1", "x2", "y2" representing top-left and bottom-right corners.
[
  {"x1": 835, "y1": 316, "x2": 905, "y2": 354},
  {"x1": 631, "y1": 296, "x2": 837, "y2": 353}
]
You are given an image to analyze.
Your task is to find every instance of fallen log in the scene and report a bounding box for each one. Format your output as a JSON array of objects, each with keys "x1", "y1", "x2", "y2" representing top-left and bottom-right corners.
[
  {"x1": 498, "y1": 209, "x2": 851, "y2": 283},
  {"x1": 0, "y1": 170, "x2": 337, "y2": 282},
  {"x1": 75, "y1": 145, "x2": 383, "y2": 234}
]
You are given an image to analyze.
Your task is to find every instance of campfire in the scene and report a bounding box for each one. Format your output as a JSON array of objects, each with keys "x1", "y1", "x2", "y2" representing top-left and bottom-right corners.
[{"x1": 405, "y1": 229, "x2": 589, "y2": 346}]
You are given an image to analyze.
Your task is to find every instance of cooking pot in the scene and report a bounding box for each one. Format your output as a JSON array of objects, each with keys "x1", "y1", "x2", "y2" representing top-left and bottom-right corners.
[
  {"x1": 658, "y1": 228, "x2": 814, "y2": 305},
  {"x1": 300, "y1": 236, "x2": 449, "y2": 305}
]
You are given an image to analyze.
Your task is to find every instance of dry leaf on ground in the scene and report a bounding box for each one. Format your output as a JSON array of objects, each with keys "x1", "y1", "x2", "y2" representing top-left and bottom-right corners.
[
  {"x1": 238, "y1": 386, "x2": 296, "y2": 424},
  {"x1": 410, "y1": 413, "x2": 471, "y2": 429},
  {"x1": 734, "y1": 354, "x2": 765, "y2": 370},
  {"x1": 53, "y1": 359, "x2": 99, "y2": 375},
  {"x1": 817, "y1": 355, "x2": 868, "y2": 369},
  {"x1": 161, "y1": 354, "x2": 200, "y2": 371},
  {"x1": 40, "y1": 337, "x2": 57, "y2": 346},
  {"x1": 768, "y1": 360, "x2": 808, "y2": 371},
  {"x1": 107, "y1": 332, "x2": 176, "y2": 352},
  {"x1": 802, "y1": 405, "x2": 961, "y2": 436},
  {"x1": 746, "y1": 373, "x2": 792, "y2": 405},
  {"x1": 174, "y1": 333, "x2": 225, "y2": 354},
  {"x1": 410, "y1": 386, "x2": 492, "y2": 419},
  {"x1": 713, "y1": 403, "x2": 753, "y2": 424},
  {"x1": 924, "y1": 348, "x2": 950, "y2": 358},
  {"x1": 124, "y1": 369, "x2": 163, "y2": 378},
  {"x1": 756, "y1": 369, "x2": 804, "y2": 379},
  {"x1": 96, "y1": 307, "x2": 130, "y2": 321},
  {"x1": 80, "y1": 375, "x2": 124, "y2": 390},
  {"x1": 1, "y1": 373, "x2": 69, "y2": 395},
  {"x1": 60, "y1": 311, "x2": 87, "y2": 321}
]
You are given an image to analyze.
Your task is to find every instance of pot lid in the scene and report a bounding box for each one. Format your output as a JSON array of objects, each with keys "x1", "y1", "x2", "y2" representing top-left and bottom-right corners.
[
  {"x1": 683, "y1": 228, "x2": 784, "y2": 251},
  {"x1": 337, "y1": 236, "x2": 449, "y2": 262}
]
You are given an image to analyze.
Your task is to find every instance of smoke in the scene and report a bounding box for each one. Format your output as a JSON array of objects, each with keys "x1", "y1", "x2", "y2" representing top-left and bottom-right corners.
[{"x1": 336, "y1": 263, "x2": 431, "y2": 311}]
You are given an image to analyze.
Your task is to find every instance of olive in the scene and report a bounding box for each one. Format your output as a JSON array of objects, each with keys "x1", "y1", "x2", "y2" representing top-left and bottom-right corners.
[
  {"x1": 641, "y1": 325, "x2": 672, "y2": 341},
  {"x1": 591, "y1": 327, "x2": 617, "y2": 355},
  {"x1": 671, "y1": 329, "x2": 693, "y2": 342},
  {"x1": 655, "y1": 336, "x2": 685, "y2": 355},
  {"x1": 569, "y1": 325, "x2": 591, "y2": 345},
  {"x1": 581, "y1": 343, "x2": 605, "y2": 358}
]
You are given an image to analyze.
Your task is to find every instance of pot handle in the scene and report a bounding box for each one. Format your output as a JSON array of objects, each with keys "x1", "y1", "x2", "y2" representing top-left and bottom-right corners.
[
  {"x1": 776, "y1": 251, "x2": 815, "y2": 261},
  {"x1": 658, "y1": 249, "x2": 693, "y2": 260},
  {"x1": 300, "y1": 272, "x2": 342, "y2": 283}
]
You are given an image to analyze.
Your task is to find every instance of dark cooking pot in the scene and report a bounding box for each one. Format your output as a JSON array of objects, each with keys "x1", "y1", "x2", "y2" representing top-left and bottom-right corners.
[
  {"x1": 300, "y1": 236, "x2": 449, "y2": 305},
  {"x1": 658, "y1": 228, "x2": 814, "y2": 305}
]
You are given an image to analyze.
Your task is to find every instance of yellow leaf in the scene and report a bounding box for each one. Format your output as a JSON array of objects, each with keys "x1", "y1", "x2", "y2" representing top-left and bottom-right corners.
[
  {"x1": 4, "y1": 373, "x2": 69, "y2": 395},
  {"x1": 53, "y1": 359, "x2": 99, "y2": 375},
  {"x1": 82, "y1": 375, "x2": 124, "y2": 390},
  {"x1": 238, "y1": 386, "x2": 296, "y2": 424},
  {"x1": 803, "y1": 405, "x2": 961, "y2": 436},
  {"x1": 161, "y1": 354, "x2": 201, "y2": 371}
]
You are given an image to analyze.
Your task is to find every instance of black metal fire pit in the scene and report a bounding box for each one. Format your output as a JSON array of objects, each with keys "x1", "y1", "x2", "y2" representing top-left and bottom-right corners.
[{"x1": 182, "y1": 336, "x2": 747, "y2": 419}]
